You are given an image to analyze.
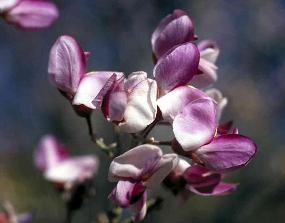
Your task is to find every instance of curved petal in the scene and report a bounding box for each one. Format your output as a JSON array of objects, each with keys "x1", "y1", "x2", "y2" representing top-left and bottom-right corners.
[
  {"x1": 45, "y1": 155, "x2": 99, "y2": 184},
  {"x1": 5, "y1": 0, "x2": 58, "y2": 29},
  {"x1": 131, "y1": 191, "x2": 147, "y2": 223},
  {"x1": 153, "y1": 42, "x2": 200, "y2": 94},
  {"x1": 144, "y1": 153, "x2": 178, "y2": 188},
  {"x1": 188, "y1": 182, "x2": 238, "y2": 196},
  {"x1": 109, "y1": 181, "x2": 145, "y2": 208},
  {"x1": 34, "y1": 135, "x2": 68, "y2": 171},
  {"x1": 73, "y1": 72, "x2": 124, "y2": 110},
  {"x1": 195, "y1": 134, "x2": 257, "y2": 172},
  {"x1": 151, "y1": 9, "x2": 195, "y2": 59},
  {"x1": 108, "y1": 144, "x2": 162, "y2": 182},
  {"x1": 206, "y1": 88, "x2": 228, "y2": 122},
  {"x1": 157, "y1": 86, "x2": 209, "y2": 122},
  {"x1": 118, "y1": 72, "x2": 157, "y2": 133},
  {"x1": 0, "y1": 0, "x2": 19, "y2": 12},
  {"x1": 197, "y1": 40, "x2": 219, "y2": 63},
  {"x1": 48, "y1": 35, "x2": 86, "y2": 97},
  {"x1": 173, "y1": 98, "x2": 217, "y2": 151}
]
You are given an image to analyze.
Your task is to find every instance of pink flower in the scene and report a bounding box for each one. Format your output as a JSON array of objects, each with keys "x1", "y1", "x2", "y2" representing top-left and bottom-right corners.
[
  {"x1": 1, "y1": 0, "x2": 59, "y2": 30},
  {"x1": 102, "y1": 71, "x2": 158, "y2": 133},
  {"x1": 34, "y1": 135, "x2": 99, "y2": 189},
  {"x1": 108, "y1": 144, "x2": 178, "y2": 222},
  {"x1": 48, "y1": 35, "x2": 124, "y2": 117}
]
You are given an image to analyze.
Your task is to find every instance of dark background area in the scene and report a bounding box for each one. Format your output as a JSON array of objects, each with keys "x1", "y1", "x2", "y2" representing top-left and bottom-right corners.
[{"x1": 0, "y1": 0, "x2": 285, "y2": 222}]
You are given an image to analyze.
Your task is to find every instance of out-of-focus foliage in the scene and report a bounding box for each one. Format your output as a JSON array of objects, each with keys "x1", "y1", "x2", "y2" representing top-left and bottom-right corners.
[{"x1": 0, "y1": 0, "x2": 285, "y2": 222}]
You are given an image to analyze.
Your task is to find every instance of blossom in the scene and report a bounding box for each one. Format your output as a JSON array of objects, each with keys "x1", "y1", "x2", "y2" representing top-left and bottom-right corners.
[
  {"x1": 102, "y1": 71, "x2": 158, "y2": 133},
  {"x1": 34, "y1": 135, "x2": 99, "y2": 189},
  {"x1": 151, "y1": 9, "x2": 196, "y2": 60},
  {"x1": 48, "y1": 35, "x2": 124, "y2": 117},
  {"x1": 164, "y1": 158, "x2": 237, "y2": 197},
  {"x1": 1, "y1": 0, "x2": 58, "y2": 30},
  {"x1": 206, "y1": 88, "x2": 228, "y2": 122},
  {"x1": 108, "y1": 144, "x2": 178, "y2": 222}
]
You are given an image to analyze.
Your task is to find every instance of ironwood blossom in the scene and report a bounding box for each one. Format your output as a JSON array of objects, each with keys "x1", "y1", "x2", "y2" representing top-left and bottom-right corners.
[
  {"x1": 108, "y1": 144, "x2": 178, "y2": 222},
  {"x1": 0, "y1": 0, "x2": 58, "y2": 30},
  {"x1": 34, "y1": 135, "x2": 99, "y2": 189}
]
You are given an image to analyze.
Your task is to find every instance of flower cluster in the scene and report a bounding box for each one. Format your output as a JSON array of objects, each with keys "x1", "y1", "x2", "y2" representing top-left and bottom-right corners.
[
  {"x1": 45, "y1": 9, "x2": 257, "y2": 222},
  {"x1": 0, "y1": 0, "x2": 58, "y2": 30}
]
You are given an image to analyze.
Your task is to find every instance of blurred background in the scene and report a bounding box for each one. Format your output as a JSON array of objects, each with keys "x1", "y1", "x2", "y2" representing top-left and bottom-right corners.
[{"x1": 1, "y1": 0, "x2": 285, "y2": 222}]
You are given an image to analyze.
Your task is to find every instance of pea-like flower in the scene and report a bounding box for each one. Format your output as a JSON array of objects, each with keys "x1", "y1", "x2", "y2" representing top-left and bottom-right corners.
[
  {"x1": 48, "y1": 35, "x2": 124, "y2": 117},
  {"x1": 102, "y1": 71, "x2": 158, "y2": 133},
  {"x1": 108, "y1": 144, "x2": 178, "y2": 222},
  {"x1": 34, "y1": 135, "x2": 99, "y2": 189},
  {"x1": 0, "y1": 0, "x2": 58, "y2": 30},
  {"x1": 151, "y1": 9, "x2": 196, "y2": 60}
]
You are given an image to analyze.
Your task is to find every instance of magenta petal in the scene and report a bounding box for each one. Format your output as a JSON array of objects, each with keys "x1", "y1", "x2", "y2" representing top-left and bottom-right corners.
[
  {"x1": 151, "y1": 9, "x2": 195, "y2": 59},
  {"x1": 157, "y1": 86, "x2": 210, "y2": 122},
  {"x1": 188, "y1": 182, "x2": 238, "y2": 196},
  {"x1": 48, "y1": 36, "x2": 86, "y2": 97},
  {"x1": 34, "y1": 135, "x2": 68, "y2": 171},
  {"x1": 108, "y1": 144, "x2": 162, "y2": 182},
  {"x1": 173, "y1": 98, "x2": 217, "y2": 151},
  {"x1": 73, "y1": 71, "x2": 124, "y2": 110},
  {"x1": 109, "y1": 181, "x2": 145, "y2": 208},
  {"x1": 195, "y1": 134, "x2": 257, "y2": 172},
  {"x1": 131, "y1": 191, "x2": 147, "y2": 223},
  {"x1": 5, "y1": 0, "x2": 58, "y2": 29},
  {"x1": 183, "y1": 165, "x2": 221, "y2": 188},
  {"x1": 153, "y1": 42, "x2": 200, "y2": 94}
]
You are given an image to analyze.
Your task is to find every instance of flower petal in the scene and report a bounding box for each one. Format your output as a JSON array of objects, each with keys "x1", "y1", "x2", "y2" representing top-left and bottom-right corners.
[
  {"x1": 0, "y1": 0, "x2": 18, "y2": 12},
  {"x1": 109, "y1": 181, "x2": 145, "y2": 208},
  {"x1": 157, "y1": 86, "x2": 209, "y2": 122},
  {"x1": 195, "y1": 134, "x2": 257, "y2": 172},
  {"x1": 34, "y1": 135, "x2": 68, "y2": 171},
  {"x1": 144, "y1": 153, "x2": 178, "y2": 188},
  {"x1": 118, "y1": 72, "x2": 158, "y2": 133},
  {"x1": 187, "y1": 182, "x2": 238, "y2": 196},
  {"x1": 5, "y1": 0, "x2": 58, "y2": 29},
  {"x1": 108, "y1": 144, "x2": 162, "y2": 182},
  {"x1": 173, "y1": 98, "x2": 217, "y2": 151},
  {"x1": 151, "y1": 9, "x2": 195, "y2": 59},
  {"x1": 131, "y1": 191, "x2": 147, "y2": 223},
  {"x1": 153, "y1": 42, "x2": 200, "y2": 94},
  {"x1": 45, "y1": 155, "x2": 99, "y2": 184},
  {"x1": 48, "y1": 35, "x2": 86, "y2": 97},
  {"x1": 206, "y1": 88, "x2": 228, "y2": 122},
  {"x1": 73, "y1": 71, "x2": 124, "y2": 110}
]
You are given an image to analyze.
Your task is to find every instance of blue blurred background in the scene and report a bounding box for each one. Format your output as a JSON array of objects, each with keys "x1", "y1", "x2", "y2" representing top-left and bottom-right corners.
[{"x1": 1, "y1": 0, "x2": 285, "y2": 222}]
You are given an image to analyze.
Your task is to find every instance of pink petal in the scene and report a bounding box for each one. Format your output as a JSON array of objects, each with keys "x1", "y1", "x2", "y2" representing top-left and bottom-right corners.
[
  {"x1": 34, "y1": 135, "x2": 68, "y2": 171},
  {"x1": 0, "y1": 0, "x2": 19, "y2": 12},
  {"x1": 173, "y1": 98, "x2": 217, "y2": 151},
  {"x1": 48, "y1": 35, "x2": 86, "y2": 97},
  {"x1": 118, "y1": 72, "x2": 158, "y2": 133},
  {"x1": 5, "y1": 0, "x2": 58, "y2": 29},
  {"x1": 151, "y1": 9, "x2": 195, "y2": 59},
  {"x1": 187, "y1": 182, "x2": 238, "y2": 196},
  {"x1": 195, "y1": 134, "x2": 257, "y2": 172},
  {"x1": 131, "y1": 191, "x2": 147, "y2": 222},
  {"x1": 73, "y1": 71, "x2": 124, "y2": 110},
  {"x1": 108, "y1": 144, "x2": 163, "y2": 182},
  {"x1": 109, "y1": 181, "x2": 145, "y2": 208},
  {"x1": 45, "y1": 155, "x2": 99, "y2": 184},
  {"x1": 157, "y1": 86, "x2": 210, "y2": 122},
  {"x1": 144, "y1": 153, "x2": 178, "y2": 188},
  {"x1": 153, "y1": 42, "x2": 200, "y2": 94}
]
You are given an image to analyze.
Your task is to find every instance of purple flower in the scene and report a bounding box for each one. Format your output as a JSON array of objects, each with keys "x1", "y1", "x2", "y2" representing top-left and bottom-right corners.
[
  {"x1": 151, "y1": 9, "x2": 196, "y2": 60},
  {"x1": 48, "y1": 35, "x2": 124, "y2": 117},
  {"x1": 102, "y1": 71, "x2": 158, "y2": 133},
  {"x1": 108, "y1": 144, "x2": 178, "y2": 222},
  {"x1": 1, "y1": 0, "x2": 58, "y2": 30},
  {"x1": 34, "y1": 135, "x2": 99, "y2": 189}
]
